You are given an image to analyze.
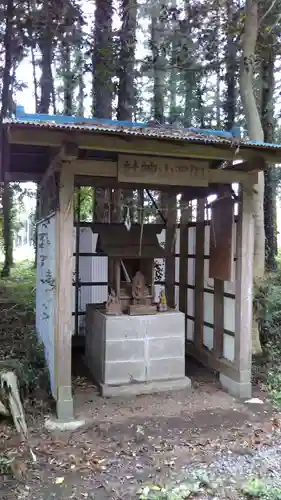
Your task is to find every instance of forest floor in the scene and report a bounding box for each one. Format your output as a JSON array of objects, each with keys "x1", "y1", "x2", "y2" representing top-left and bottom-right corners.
[{"x1": 1, "y1": 263, "x2": 281, "y2": 499}]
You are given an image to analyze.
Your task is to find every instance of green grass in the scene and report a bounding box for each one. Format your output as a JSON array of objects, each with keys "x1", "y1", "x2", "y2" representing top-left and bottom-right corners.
[
  {"x1": 0, "y1": 260, "x2": 50, "y2": 401},
  {"x1": 0, "y1": 260, "x2": 36, "y2": 310},
  {"x1": 241, "y1": 478, "x2": 281, "y2": 499}
]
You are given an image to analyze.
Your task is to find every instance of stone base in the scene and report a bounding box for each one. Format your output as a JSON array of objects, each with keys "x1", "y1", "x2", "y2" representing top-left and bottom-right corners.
[
  {"x1": 45, "y1": 418, "x2": 85, "y2": 432},
  {"x1": 100, "y1": 376, "x2": 191, "y2": 398},
  {"x1": 56, "y1": 385, "x2": 74, "y2": 421},
  {"x1": 85, "y1": 308, "x2": 187, "y2": 389},
  {"x1": 220, "y1": 373, "x2": 252, "y2": 399}
]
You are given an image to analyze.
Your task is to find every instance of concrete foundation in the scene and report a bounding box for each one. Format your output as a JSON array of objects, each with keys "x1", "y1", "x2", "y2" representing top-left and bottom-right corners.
[
  {"x1": 56, "y1": 385, "x2": 74, "y2": 421},
  {"x1": 101, "y1": 377, "x2": 191, "y2": 397},
  {"x1": 85, "y1": 307, "x2": 190, "y2": 395},
  {"x1": 220, "y1": 373, "x2": 252, "y2": 399}
]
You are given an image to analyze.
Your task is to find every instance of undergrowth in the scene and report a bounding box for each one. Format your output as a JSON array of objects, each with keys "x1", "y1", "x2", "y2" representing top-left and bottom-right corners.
[
  {"x1": 253, "y1": 262, "x2": 281, "y2": 408},
  {"x1": 241, "y1": 477, "x2": 281, "y2": 499},
  {"x1": 0, "y1": 260, "x2": 50, "y2": 403}
]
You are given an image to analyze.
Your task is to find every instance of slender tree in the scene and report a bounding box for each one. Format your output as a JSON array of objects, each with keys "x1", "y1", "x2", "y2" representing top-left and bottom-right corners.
[
  {"x1": 240, "y1": 0, "x2": 264, "y2": 353},
  {"x1": 151, "y1": 2, "x2": 166, "y2": 123},
  {"x1": 116, "y1": 0, "x2": 138, "y2": 222},
  {"x1": 92, "y1": 0, "x2": 113, "y2": 118},
  {"x1": 261, "y1": 34, "x2": 277, "y2": 271},
  {"x1": 224, "y1": 0, "x2": 238, "y2": 130},
  {"x1": 38, "y1": 0, "x2": 54, "y2": 113},
  {"x1": 117, "y1": 0, "x2": 137, "y2": 121},
  {"x1": 1, "y1": 0, "x2": 14, "y2": 278}
]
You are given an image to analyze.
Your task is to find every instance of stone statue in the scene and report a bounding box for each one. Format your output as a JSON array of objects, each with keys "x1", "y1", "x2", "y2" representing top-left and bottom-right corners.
[
  {"x1": 106, "y1": 289, "x2": 122, "y2": 315},
  {"x1": 132, "y1": 271, "x2": 146, "y2": 303}
]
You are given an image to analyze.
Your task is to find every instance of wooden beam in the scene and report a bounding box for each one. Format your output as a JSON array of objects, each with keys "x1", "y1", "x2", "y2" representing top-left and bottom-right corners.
[
  {"x1": 71, "y1": 158, "x2": 258, "y2": 186},
  {"x1": 5, "y1": 171, "x2": 42, "y2": 182},
  {"x1": 74, "y1": 175, "x2": 184, "y2": 191},
  {"x1": 209, "y1": 169, "x2": 258, "y2": 186},
  {"x1": 165, "y1": 192, "x2": 177, "y2": 308},
  {"x1": 8, "y1": 126, "x2": 281, "y2": 164},
  {"x1": 213, "y1": 280, "x2": 224, "y2": 358},
  {"x1": 40, "y1": 143, "x2": 79, "y2": 190},
  {"x1": 70, "y1": 159, "x2": 117, "y2": 177},
  {"x1": 61, "y1": 140, "x2": 79, "y2": 161},
  {"x1": 179, "y1": 196, "x2": 192, "y2": 327},
  {"x1": 231, "y1": 188, "x2": 253, "y2": 398},
  {"x1": 223, "y1": 154, "x2": 266, "y2": 172},
  {"x1": 40, "y1": 151, "x2": 61, "y2": 190},
  {"x1": 194, "y1": 199, "x2": 205, "y2": 350},
  {"x1": 55, "y1": 163, "x2": 74, "y2": 420}
]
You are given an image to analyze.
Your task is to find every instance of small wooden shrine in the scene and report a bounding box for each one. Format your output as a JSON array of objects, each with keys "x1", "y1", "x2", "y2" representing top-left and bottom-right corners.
[
  {"x1": 95, "y1": 223, "x2": 165, "y2": 315},
  {"x1": 7, "y1": 105, "x2": 281, "y2": 419}
]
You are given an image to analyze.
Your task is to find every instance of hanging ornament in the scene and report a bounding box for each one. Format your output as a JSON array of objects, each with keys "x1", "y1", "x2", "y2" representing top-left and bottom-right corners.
[{"x1": 124, "y1": 206, "x2": 131, "y2": 231}]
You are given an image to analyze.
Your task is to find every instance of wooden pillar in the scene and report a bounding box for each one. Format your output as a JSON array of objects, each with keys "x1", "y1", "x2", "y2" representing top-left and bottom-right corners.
[
  {"x1": 55, "y1": 163, "x2": 74, "y2": 420},
  {"x1": 112, "y1": 189, "x2": 122, "y2": 222},
  {"x1": 220, "y1": 188, "x2": 254, "y2": 398},
  {"x1": 194, "y1": 198, "x2": 205, "y2": 350},
  {"x1": 213, "y1": 279, "x2": 224, "y2": 357},
  {"x1": 179, "y1": 195, "x2": 191, "y2": 327},
  {"x1": 165, "y1": 191, "x2": 177, "y2": 308}
]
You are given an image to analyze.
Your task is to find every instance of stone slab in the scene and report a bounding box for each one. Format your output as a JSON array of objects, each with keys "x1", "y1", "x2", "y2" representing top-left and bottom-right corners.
[
  {"x1": 45, "y1": 418, "x2": 85, "y2": 432},
  {"x1": 100, "y1": 376, "x2": 191, "y2": 397},
  {"x1": 106, "y1": 339, "x2": 145, "y2": 362},
  {"x1": 148, "y1": 337, "x2": 184, "y2": 359},
  {"x1": 104, "y1": 360, "x2": 146, "y2": 385},
  {"x1": 148, "y1": 357, "x2": 185, "y2": 380}
]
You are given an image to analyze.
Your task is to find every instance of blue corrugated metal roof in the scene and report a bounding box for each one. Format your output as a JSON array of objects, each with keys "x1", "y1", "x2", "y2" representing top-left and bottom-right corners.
[{"x1": 4, "y1": 105, "x2": 281, "y2": 152}]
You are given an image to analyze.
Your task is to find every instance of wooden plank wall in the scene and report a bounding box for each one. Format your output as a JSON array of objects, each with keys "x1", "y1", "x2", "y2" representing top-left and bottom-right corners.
[
  {"x1": 36, "y1": 214, "x2": 57, "y2": 397},
  {"x1": 181, "y1": 200, "x2": 237, "y2": 363}
]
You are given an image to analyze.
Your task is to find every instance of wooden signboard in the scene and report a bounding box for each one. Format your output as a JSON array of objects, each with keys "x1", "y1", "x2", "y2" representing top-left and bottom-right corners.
[
  {"x1": 118, "y1": 154, "x2": 209, "y2": 187},
  {"x1": 209, "y1": 193, "x2": 234, "y2": 282}
]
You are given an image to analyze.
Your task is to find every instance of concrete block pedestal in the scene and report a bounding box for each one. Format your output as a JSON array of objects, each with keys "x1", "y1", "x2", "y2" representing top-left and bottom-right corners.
[{"x1": 85, "y1": 307, "x2": 191, "y2": 397}]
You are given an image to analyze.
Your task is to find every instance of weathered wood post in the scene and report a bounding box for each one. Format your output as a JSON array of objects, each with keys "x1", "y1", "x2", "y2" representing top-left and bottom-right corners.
[
  {"x1": 55, "y1": 163, "x2": 74, "y2": 420},
  {"x1": 220, "y1": 188, "x2": 254, "y2": 398}
]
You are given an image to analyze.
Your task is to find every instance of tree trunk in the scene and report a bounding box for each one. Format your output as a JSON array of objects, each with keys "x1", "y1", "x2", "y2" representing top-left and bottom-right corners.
[
  {"x1": 62, "y1": 42, "x2": 73, "y2": 115},
  {"x1": 117, "y1": 0, "x2": 137, "y2": 222},
  {"x1": 151, "y1": 7, "x2": 165, "y2": 123},
  {"x1": 214, "y1": 0, "x2": 221, "y2": 128},
  {"x1": 92, "y1": 0, "x2": 113, "y2": 118},
  {"x1": 195, "y1": 84, "x2": 205, "y2": 128},
  {"x1": 169, "y1": 35, "x2": 178, "y2": 124},
  {"x1": 77, "y1": 45, "x2": 84, "y2": 116},
  {"x1": 27, "y1": 0, "x2": 39, "y2": 112},
  {"x1": 2, "y1": 183, "x2": 13, "y2": 277},
  {"x1": 224, "y1": 0, "x2": 237, "y2": 130},
  {"x1": 240, "y1": 0, "x2": 264, "y2": 354},
  {"x1": 183, "y1": 1, "x2": 193, "y2": 127},
  {"x1": 39, "y1": 0, "x2": 53, "y2": 113},
  {"x1": 1, "y1": 0, "x2": 14, "y2": 278},
  {"x1": 31, "y1": 45, "x2": 39, "y2": 112},
  {"x1": 260, "y1": 36, "x2": 277, "y2": 271},
  {"x1": 117, "y1": 0, "x2": 137, "y2": 121}
]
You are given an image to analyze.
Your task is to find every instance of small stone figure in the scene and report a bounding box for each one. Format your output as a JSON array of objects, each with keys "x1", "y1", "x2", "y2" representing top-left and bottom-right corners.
[
  {"x1": 158, "y1": 289, "x2": 168, "y2": 312},
  {"x1": 132, "y1": 271, "x2": 146, "y2": 304},
  {"x1": 106, "y1": 289, "x2": 122, "y2": 315}
]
